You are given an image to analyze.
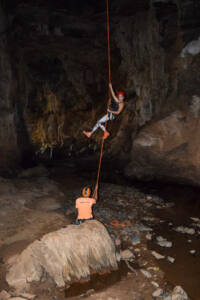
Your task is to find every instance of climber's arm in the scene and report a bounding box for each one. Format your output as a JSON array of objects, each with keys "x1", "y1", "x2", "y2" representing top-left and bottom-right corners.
[{"x1": 109, "y1": 82, "x2": 119, "y2": 103}]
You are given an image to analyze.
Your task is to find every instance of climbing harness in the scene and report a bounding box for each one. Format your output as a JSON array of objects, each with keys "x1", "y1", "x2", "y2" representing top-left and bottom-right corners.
[{"x1": 92, "y1": 0, "x2": 112, "y2": 200}]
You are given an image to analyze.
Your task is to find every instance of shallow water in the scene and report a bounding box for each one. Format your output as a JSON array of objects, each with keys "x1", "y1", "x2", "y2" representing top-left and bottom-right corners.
[
  {"x1": 65, "y1": 261, "x2": 130, "y2": 298},
  {"x1": 147, "y1": 184, "x2": 200, "y2": 300}
]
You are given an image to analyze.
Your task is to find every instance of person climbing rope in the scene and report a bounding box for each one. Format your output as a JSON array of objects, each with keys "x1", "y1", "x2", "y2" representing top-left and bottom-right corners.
[
  {"x1": 83, "y1": 82, "x2": 125, "y2": 139},
  {"x1": 75, "y1": 187, "x2": 96, "y2": 225}
]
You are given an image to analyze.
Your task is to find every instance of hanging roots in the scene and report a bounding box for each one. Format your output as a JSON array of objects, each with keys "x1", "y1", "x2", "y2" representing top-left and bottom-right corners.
[{"x1": 31, "y1": 85, "x2": 66, "y2": 154}]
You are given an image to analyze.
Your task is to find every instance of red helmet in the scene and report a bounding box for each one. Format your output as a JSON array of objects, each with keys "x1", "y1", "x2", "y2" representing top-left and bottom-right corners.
[{"x1": 118, "y1": 91, "x2": 125, "y2": 96}]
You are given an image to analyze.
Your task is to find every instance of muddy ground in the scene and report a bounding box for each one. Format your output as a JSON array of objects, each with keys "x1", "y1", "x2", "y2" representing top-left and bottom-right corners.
[{"x1": 0, "y1": 165, "x2": 199, "y2": 300}]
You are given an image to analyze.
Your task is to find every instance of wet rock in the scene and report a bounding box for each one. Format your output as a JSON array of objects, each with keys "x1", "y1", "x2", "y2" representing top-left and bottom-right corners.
[
  {"x1": 146, "y1": 233, "x2": 152, "y2": 240},
  {"x1": 174, "y1": 226, "x2": 195, "y2": 235},
  {"x1": 138, "y1": 224, "x2": 153, "y2": 232},
  {"x1": 140, "y1": 269, "x2": 152, "y2": 278},
  {"x1": 6, "y1": 220, "x2": 117, "y2": 292},
  {"x1": 152, "y1": 288, "x2": 163, "y2": 297},
  {"x1": 171, "y1": 286, "x2": 188, "y2": 300},
  {"x1": 151, "y1": 281, "x2": 159, "y2": 288},
  {"x1": 120, "y1": 249, "x2": 134, "y2": 261},
  {"x1": 130, "y1": 231, "x2": 140, "y2": 245},
  {"x1": 167, "y1": 256, "x2": 175, "y2": 263},
  {"x1": 0, "y1": 290, "x2": 10, "y2": 300},
  {"x1": 152, "y1": 251, "x2": 165, "y2": 260},
  {"x1": 190, "y1": 217, "x2": 200, "y2": 223},
  {"x1": 156, "y1": 236, "x2": 172, "y2": 248}
]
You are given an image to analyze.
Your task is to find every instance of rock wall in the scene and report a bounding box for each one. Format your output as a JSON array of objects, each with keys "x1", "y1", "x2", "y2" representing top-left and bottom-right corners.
[
  {"x1": 0, "y1": 3, "x2": 20, "y2": 169},
  {"x1": 1, "y1": 0, "x2": 200, "y2": 185}
]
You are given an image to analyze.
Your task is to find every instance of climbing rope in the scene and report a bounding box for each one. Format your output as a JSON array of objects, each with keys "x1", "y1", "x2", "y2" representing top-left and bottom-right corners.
[{"x1": 93, "y1": 0, "x2": 112, "y2": 200}]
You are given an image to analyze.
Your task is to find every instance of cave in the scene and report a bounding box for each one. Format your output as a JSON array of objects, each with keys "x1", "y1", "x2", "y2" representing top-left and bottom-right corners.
[{"x1": 0, "y1": 0, "x2": 200, "y2": 299}]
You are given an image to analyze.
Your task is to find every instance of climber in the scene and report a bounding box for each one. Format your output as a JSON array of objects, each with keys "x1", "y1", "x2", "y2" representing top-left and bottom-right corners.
[
  {"x1": 75, "y1": 187, "x2": 96, "y2": 225},
  {"x1": 83, "y1": 82, "x2": 125, "y2": 139}
]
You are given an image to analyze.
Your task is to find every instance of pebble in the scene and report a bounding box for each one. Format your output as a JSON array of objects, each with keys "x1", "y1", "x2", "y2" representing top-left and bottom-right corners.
[
  {"x1": 140, "y1": 269, "x2": 152, "y2": 278},
  {"x1": 0, "y1": 290, "x2": 10, "y2": 299},
  {"x1": 134, "y1": 248, "x2": 140, "y2": 253},
  {"x1": 167, "y1": 256, "x2": 175, "y2": 263},
  {"x1": 120, "y1": 249, "x2": 134, "y2": 261},
  {"x1": 171, "y1": 286, "x2": 188, "y2": 300},
  {"x1": 190, "y1": 217, "x2": 200, "y2": 223},
  {"x1": 189, "y1": 250, "x2": 196, "y2": 255},
  {"x1": 187, "y1": 240, "x2": 192, "y2": 243},
  {"x1": 138, "y1": 224, "x2": 153, "y2": 232},
  {"x1": 152, "y1": 251, "x2": 165, "y2": 260},
  {"x1": 151, "y1": 281, "x2": 159, "y2": 288},
  {"x1": 158, "y1": 240, "x2": 172, "y2": 248},
  {"x1": 152, "y1": 288, "x2": 163, "y2": 297},
  {"x1": 148, "y1": 266, "x2": 159, "y2": 272},
  {"x1": 156, "y1": 236, "x2": 165, "y2": 242},
  {"x1": 174, "y1": 226, "x2": 195, "y2": 235},
  {"x1": 146, "y1": 233, "x2": 152, "y2": 240}
]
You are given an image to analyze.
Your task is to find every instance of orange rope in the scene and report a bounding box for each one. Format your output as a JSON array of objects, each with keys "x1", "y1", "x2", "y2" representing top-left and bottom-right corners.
[{"x1": 93, "y1": 0, "x2": 112, "y2": 200}]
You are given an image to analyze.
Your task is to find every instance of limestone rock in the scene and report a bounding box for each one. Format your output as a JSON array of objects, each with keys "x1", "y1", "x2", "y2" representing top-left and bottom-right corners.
[
  {"x1": 125, "y1": 110, "x2": 200, "y2": 186},
  {"x1": 175, "y1": 226, "x2": 195, "y2": 235},
  {"x1": 140, "y1": 269, "x2": 152, "y2": 278},
  {"x1": 0, "y1": 290, "x2": 10, "y2": 300},
  {"x1": 152, "y1": 251, "x2": 165, "y2": 260},
  {"x1": 120, "y1": 249, "x2": 134, "y2": 261},
  {"x1": 171, "y1": 286, "x2": 188, "y2": 300},
  {"x1": 152, "y1": 288, "x2": 163, "y2": 297},
  {"x1": 6, "y1": 220, "x2": 117, "y2": 292}
]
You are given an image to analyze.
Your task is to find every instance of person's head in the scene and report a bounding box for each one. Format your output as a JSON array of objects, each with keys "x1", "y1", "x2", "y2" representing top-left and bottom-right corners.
[
  {"x1": 118, "y1": 91, "x2": 125, "y2": 102},
  {"x1": 82, "y1": 187, "x2": 91, "y2": 197}
]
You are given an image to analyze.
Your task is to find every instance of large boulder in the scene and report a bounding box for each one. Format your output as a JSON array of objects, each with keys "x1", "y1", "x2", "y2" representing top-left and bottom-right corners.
[
  {"x1": 125, "y1": 96, "x2": 200, "y2": 185},
  {"x1": 6, "y1": 220, "x2": 117, "y2": 292}
]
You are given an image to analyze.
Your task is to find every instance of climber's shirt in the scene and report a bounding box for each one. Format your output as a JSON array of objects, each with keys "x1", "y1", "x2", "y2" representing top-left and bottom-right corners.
[
  {"x1": 76, "y1": 197, "x2": 96, "y2": 220},
  {"x1": 109, "y1": 101, "x2": 119, "y2": 112}
]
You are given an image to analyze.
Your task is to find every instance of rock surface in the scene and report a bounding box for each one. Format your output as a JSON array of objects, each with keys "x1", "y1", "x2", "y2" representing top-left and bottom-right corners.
[
  {"x1": 125, "y1": 106, "x2": 200, "y2": 186},
  {"x1": 6, "y1": 220, "x2": 117, "y2": 292},
  {"x1": 0, "y1": 290, "x2": 10, "y2": 300}
]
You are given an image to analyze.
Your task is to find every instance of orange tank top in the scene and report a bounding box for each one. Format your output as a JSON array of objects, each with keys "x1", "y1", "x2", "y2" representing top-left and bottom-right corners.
[{"x1": 76, "y1": 197, "x2": 96, "y2": 220}]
